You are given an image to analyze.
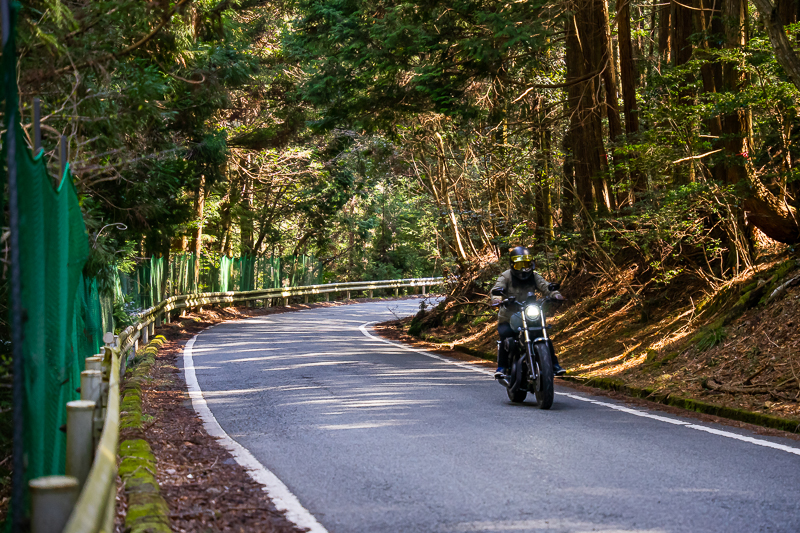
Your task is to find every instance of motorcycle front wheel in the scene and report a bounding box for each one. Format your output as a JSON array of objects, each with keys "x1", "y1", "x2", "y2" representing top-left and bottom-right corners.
[
  {"x1": 533, "y1": 343, "x2": 554, "y2": 409},
  {"x1": 507, "y1": 387, "x2": 527, "y2": 403},
  {"x1": 507, "y1": 361, "x2": 527, "y2": 403}
]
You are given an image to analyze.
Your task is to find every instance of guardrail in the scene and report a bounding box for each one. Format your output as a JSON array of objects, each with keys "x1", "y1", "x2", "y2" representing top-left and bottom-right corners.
[{"x1": 27, "y1": 276, "x2": 444, "y2": 532}]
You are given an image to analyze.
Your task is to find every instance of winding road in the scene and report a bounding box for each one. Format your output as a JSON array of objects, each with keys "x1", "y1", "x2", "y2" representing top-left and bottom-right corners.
[{"x1": 184, "y1": 299, "x2": 800, "y2": 533}]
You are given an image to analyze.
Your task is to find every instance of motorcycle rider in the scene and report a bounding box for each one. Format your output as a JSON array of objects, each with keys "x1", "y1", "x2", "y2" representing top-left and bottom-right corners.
[{"x1": 491, "y1": 246, "x2": 566, "y2": 378}]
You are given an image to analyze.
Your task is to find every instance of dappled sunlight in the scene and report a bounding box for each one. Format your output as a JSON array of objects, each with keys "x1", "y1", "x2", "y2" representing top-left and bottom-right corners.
[
  {"x1": 260, "y1": 360, "x2": 361, "y2": 371},
  {"x1": 193, "y1": 311, "x2": 487, "y2": 438},
  {"x1": 189, "y1": 341, "x2": 281, "y2": 351},
  {"x1": 449, "y1": 520, "x2": 667, "y2": 532},
  {"x1": 568, "y1": 344, "x2": 641, "y2": 373},
  {"x1": 317, "y1": 421, "x2": 408, "y2": 430},
  {"x1": 221, "y1": 351, "x2": 368, "y2": 363},
  {"x1": 203, "y1": 387, "x2": 270, "y2": 397},
  {"x1": 281, "y1": 397, "x2": 434, "y2": 409},
  {"x1": 582, "y1": 353, "x2": 649, "y2": 378}
]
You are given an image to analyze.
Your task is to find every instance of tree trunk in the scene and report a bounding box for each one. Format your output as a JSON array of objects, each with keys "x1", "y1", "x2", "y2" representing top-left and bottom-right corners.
[
  {"x1": 566, "y1": 0, "x2": 608, "y2": 218},
  {"x1": 751, "y1": 0, "x2": 800, "y2": 93},
  {"x1": 562, "y1": 129, "x2": 576, "y2": 232},
  {"x1": 722, "y1": 0, "x2": 800, "y2": 243},
  {"x1": 618, "y1": 0, "x2": 644, "y2": 195},
  {"x1": 190, "y1": 174, "x2": 206, "y2": 290},
  {"x1": 658, "y1": 0, "x2": 672, "y2": 69},
  {"x1": 435, "y1": 134, "x2": 469, "y2": 262},
  {"x1": 671, "y1": 0, "x2": 694, "y2": 67},
  {"x1": 600, "y1": 0, "x2": 625, "y2": 208},
  {"x1": 240, "y1": 168, "x2": 255, "y2": 255}
]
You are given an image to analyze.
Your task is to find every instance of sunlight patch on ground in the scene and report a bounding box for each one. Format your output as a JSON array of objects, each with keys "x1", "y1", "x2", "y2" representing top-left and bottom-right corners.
[
  {"x1": 202, "y1": 387, "x2": 269, "y2": 397},
  {"x1": 567, "y1": 344, "x2": 640, "y2": 373},
  {"x1": 449, "y1": 520, "x2": 666, "y2": 532},
  {"x1": 581, "y1": 353, "x2": 649, "y2": 378},
  {"x1": 317, "y1": 421, "x2": 406, "y2": 430}
]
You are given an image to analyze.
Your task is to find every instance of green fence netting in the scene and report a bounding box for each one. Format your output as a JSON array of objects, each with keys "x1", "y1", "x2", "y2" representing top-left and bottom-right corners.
[
  {"x1": 116, "y1": 253, "x2": 325, "y2": 307},
  {"x1": 2, "y1": 6, "x2": 104, "y2": 515}
]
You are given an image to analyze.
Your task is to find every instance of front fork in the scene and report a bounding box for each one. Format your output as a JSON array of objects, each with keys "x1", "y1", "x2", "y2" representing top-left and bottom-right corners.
[{"x1": 521, "y1": 309, "x2": 548, "y2": 384}]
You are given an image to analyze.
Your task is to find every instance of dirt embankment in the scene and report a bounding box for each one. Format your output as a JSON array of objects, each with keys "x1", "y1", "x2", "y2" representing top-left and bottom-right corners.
[{"x1": 383, "y1": 252, "x2": 800, "y2": 426}]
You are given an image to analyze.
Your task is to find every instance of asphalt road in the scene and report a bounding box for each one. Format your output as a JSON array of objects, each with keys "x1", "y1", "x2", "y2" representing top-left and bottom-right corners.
[{"x1": 187, "y1": 299, "x2": 800, "y2": 533}]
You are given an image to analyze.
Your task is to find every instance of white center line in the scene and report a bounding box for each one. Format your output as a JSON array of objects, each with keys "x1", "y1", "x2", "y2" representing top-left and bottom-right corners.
[{"x1": 359, "y1": 322, "x2": 800, "y2": 457}]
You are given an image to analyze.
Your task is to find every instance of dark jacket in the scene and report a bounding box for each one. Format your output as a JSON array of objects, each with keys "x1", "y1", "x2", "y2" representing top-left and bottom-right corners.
[{"x1": 491, "y1": 269, "x2": 559, "y2": 323}]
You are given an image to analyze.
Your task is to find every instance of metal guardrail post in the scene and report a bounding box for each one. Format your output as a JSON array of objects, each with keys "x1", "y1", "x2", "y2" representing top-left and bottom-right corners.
[
  {"x1": 66, "y1": 400, "x2": 96, "y2": 487},
  {"x1": 29, "y1": 476, "x2": 79, "y2": 533},
  {"x1": 346, "y1": 290, "x2": 351, "y2": 300}
]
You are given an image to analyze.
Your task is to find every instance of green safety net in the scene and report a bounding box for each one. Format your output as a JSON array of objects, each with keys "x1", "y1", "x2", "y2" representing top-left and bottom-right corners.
[
  {"x1": 114, "y1": 253, "x2": 325, "y2": 309},
  {"x1": 2, "y1": 3, "x2": 101, "y2": 514}
]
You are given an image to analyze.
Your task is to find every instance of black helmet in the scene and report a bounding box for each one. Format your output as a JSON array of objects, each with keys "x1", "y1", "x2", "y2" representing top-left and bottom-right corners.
[{"x1": 509, "y1": 246, "x2": 535, "y2": 282}]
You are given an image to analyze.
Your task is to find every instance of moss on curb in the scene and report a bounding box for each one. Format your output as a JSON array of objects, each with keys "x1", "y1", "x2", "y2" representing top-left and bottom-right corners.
[{"x1": 119, "y1": 336, "x2": 171, "y2": 533}]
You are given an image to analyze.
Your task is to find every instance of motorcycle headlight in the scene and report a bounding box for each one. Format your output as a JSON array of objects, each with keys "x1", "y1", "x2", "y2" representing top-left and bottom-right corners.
[{"x1": 524, "y1": 305, "x2": 541, "y2": 321}]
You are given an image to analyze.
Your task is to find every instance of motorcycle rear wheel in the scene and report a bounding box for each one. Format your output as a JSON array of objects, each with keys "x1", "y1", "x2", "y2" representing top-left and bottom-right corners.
[{"x1": 533, "y1": 343, "x2": 554, "y2": 409}]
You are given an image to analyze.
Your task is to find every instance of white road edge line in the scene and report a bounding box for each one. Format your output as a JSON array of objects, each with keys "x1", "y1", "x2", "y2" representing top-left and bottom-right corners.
[
  {"x1": 183, "y1": 331, "x2": 330, "y2": 533},
  {"x1": 359, "y1": 322, "x2": 800, "y2": 457}
]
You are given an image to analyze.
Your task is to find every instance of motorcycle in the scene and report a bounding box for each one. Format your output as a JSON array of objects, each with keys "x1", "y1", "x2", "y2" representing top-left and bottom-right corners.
[{"x1": 491, "y1": 287, "x2": 561, "y2": 409}]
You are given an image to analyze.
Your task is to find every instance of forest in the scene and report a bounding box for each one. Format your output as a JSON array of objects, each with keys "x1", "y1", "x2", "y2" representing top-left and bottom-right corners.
[
  {"x1": 4, "y1": 0, "x2": 800, "y2": 290},
  {"x1": 3, "y1": 0, "x2": 800, "y2": 448}
]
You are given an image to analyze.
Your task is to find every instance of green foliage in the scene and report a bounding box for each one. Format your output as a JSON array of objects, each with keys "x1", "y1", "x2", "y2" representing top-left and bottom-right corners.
[
  {"x1": 695, "y1": 325, "x2": 728, "y2": 352},
  {"x1": 288, "y1": 0, "x2": 561, "y2": 131}
]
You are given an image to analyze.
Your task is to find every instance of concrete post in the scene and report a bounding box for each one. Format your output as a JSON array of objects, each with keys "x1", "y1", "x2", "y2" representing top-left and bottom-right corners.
[
  {"x1": 142, "y1": 323, "x2": 150, "y2": 345},
  {"x1": 29, "y1": 476, "x2": 79, "y2": 533},
  {"x1": 80, "y1": 370, "x2": 102, "y2": 404},
  {"x1": 422, "y1": 284, "x2": 427, "y2": 296},
  {"x1": 165, "y1": 308, "x2": 171, "y2": 324},
  {"x1": 346, "y1": 290, "x2": 351, "y2": 300},
  {"x1": 369, "y1": 289, "x2": 373, "y2": 299},
  {"x1": 325, "y1": 292, "x2": 329, "y2": 302},
  {"x1": 304, "y1": 295, "x2": 309, "y2": 304},
  {"x1": 66, "y1": 400, "x2": 96, "y2": 487},
  {"x1": 395, "y1": 288, "x2": 399, "y2": 297},
  {"x1": 85, "y1": 356, "x2": 102, "y2": 372},
  {"x1": 284, "y1": 298, "x2": 289, "y2": 307}
]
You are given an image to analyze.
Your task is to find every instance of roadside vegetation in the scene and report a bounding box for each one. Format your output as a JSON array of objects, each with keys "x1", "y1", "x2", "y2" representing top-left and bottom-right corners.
[{"x1": 4, "y1": 0, "x2": 800, "y2": 519}]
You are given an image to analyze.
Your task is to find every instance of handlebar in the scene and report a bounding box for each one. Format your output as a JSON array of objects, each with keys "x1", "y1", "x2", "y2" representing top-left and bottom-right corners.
[{"x1": 491, "y1": 295, "x2": 565, "y2": 308}]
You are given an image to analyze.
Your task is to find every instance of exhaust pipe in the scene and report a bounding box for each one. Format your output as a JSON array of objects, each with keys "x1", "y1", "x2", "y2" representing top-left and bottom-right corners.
[{"x1": 497, "y1": 376, "x2": 510, "y2": 388}]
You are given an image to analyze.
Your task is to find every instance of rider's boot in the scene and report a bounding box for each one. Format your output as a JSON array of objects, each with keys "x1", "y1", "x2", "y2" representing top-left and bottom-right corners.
[
  {"x1": 495, "y1": 340, "x2": 509, "y2": 378},
  {"x1": 551, "y1": 353, "x2": 566, "y2": 376}
]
